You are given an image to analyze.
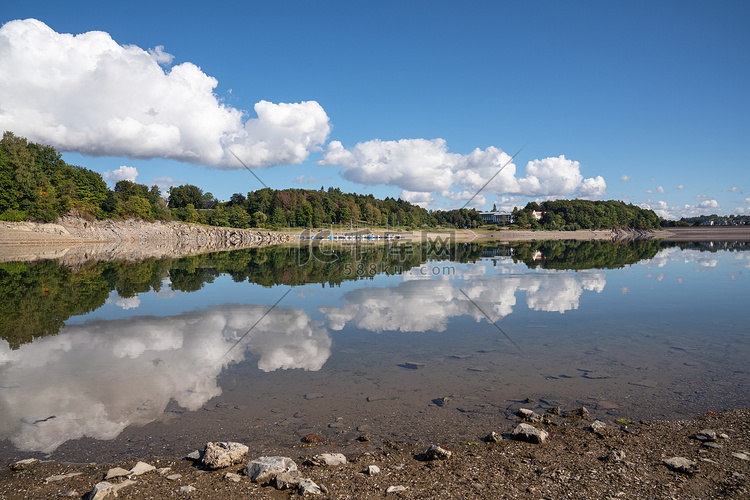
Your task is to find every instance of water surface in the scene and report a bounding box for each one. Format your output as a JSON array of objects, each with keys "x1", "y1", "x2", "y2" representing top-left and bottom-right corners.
[{"x1": 1, "y1": 239, "x2": 748, "y2": 463}]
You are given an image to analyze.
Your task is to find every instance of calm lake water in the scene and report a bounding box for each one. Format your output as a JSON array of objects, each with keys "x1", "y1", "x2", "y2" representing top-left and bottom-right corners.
[{"x1": 1, "y1": 238, "x2": 748, "y2": 463}]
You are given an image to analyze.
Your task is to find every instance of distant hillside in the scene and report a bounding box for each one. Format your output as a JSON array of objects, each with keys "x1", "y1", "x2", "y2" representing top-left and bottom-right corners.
[{"x1": 513, "y1": 199, "x2": 662, "y2": 230}]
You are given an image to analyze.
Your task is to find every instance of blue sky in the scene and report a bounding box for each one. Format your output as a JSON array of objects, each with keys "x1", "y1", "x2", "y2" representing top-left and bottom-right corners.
[{"x1": 1, "y1": 0, "x2": 748, "y2": 219}]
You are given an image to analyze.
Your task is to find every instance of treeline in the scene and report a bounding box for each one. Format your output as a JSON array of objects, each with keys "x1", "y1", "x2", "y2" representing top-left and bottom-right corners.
[
  {"x1": 2, "y1": 131, "x2": 666, "y2": 230},
  {"x1": 512, "y1": 199, "x2": 661, "y2": 230},
  {"x1": 0, "y1": 131, "x2": 172, "y2": 221}
]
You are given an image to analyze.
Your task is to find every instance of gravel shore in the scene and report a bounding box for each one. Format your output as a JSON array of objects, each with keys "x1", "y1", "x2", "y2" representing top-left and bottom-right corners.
[{"x1": 2, "y1": 408, "x2": 747, "y2": 499}]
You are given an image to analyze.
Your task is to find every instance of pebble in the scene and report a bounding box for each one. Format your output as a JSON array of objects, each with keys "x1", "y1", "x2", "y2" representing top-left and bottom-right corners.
[
  {"x1": 104, "y1": 467, "x2": 129, "y2": 480},
  {"x1": 167, "y1": 474, "x2": 182, "y2": 480},
  {"x1": 179, "y1": 485, "x2": 196, "y2": 493},
  {"x1": 9, "y1": 458, "x2": 38, "y2": 471},
  {"x1": 202, "y1": 442, "x2": 249, "y2": 469},
  {"x1": 274, "y1": 470, "x2": 302, "y2": 490},
  {"x1": 605, "y1": 450, "x2": 626, "y2": 463},
  {"x1": 245, "y1": 456, "x2": 298, "y2": 483},
  {"x1": 303, "y1": 433, "x2": 326, "y2": 444},
  {"x1": 299, "y1": 478, "x2": 324, "y2": 495},
  {"x1": 663, "y1": 456, "x2": 695, "y2": 473},
  {"x1": 84, "y1": 480, "x2": 136, "y2": 500},
  {"x1": 425, "y1": 445, "x2": 452, "y2": 460},
  {"x1": 517, "y1": 408, "x2": 543, "y2": 423},
  {"x1": 387, "y1": 485, "x2": 407, "y2": 493},
  {"x1": 224, "y1": 472, "x2": 242, "y2": 482},
  {"x1": 695, "y1": 429, "x2": 717, "y2": 442},
  {"x1": 45, "y1": 472, "x2": 83, "y2": 482},
  {"x1": 731, "y1": 452, "x2": 750, "y2": 461},
  {"x1": 590, "y1": 420, "x2": 607, "y2": 434},
  {"x1": 312, "y1": 453, "x2": 347, "y2": 466},
  {"x1": 367, "y1": 465, "x2": 381, "y2": 476},
  {"x1": 569, "y1": 407, "x2": 589, "y2": 419},
  {"x1": 129, "y1": 461, "x2": 156, "y2": 476},
  {"x1": 485, "y1": 431, "x2": 501, "y2": 443},
  {"x1": 511, "y1": 423, "x2": 549, "y2": 444}
]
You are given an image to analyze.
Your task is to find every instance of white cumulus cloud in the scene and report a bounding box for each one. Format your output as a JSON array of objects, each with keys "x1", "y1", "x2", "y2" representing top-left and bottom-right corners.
[
  {"x1": 0, "y1": 19, "x2": 330, "y2": 168},
  {"x1": 102, "y1": 165, "x2": 138, "y2": 185},
  {"x1": 320, "y1": 139, "x2": 606, "y2": 202}
]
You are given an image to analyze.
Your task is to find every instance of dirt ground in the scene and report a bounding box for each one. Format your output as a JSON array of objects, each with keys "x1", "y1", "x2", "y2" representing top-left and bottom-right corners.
[{"x1": 1, "y1": 408, "x2": 747, "y2": 499}]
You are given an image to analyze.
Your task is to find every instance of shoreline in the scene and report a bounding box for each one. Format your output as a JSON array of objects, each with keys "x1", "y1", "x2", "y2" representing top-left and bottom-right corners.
[
  {"x1": 0, "y1": 218, "x2": 679, "y2": 264},
  {"x1": 2, "y1": 407, "x2": 747, "y2": 498}
]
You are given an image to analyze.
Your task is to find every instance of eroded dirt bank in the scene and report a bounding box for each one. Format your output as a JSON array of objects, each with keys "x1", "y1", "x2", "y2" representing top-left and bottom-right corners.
[{"x1": 0, "y1": 217, "x2": 293, "y2": 264}]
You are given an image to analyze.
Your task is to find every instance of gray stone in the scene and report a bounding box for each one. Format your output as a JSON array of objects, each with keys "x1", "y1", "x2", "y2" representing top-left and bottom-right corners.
[
  {"x1": 485, "y1": 431, "x2": 501, "y2": 443},
  {"x1": 511, "y1": 423, "x2": 549, "y2": 444},
  {"x1": 570, "y1": 407, "x2": 589, "y2": 418},
  {"x1": 425, "y1": 445, "x2": 452, "y2": 460},
  {"x1": 590, "y1": 420, "x2": 607, "y2": 433},
  {"x1": 129, "y1": 461, "x2": 155, "y2": 476},
  {"x1": 84, "y1": 480, "x2": 136, "y2": 500},
  {"x1": 104, "y1": 467, "x2": 129, "y2": 480},
  {"x1": 386, "y1": 485, "x2": 407, "y2": 493},
  {"x1": 719, "y1": 433, "x2": 729, "y2": 439},
  {"x1": 367, "y1": 465, "x2": 381, "y2": 475},
  {"x1": 185, "y1": 450, "x2": 203, "y2": 461},
  {"x1": 663, "y1": 456, "x2": 695, "y2": 473},
  {"x1": 732, "y1": 451, "x2": 750, "y2": 461},
  {"x1": 224, "y1": 472, "x2": 242, "y2": 482},
  {"x1": 605, "y1": 450, "x2": 626, "y2": 463},
  {"x1": 167, "y1": 474, "x2": 182, "y2": 480},
  {"x1": 312, "y1": 453, "x2": 347, "y2": 466},
  {"x1": 517, "y1": 408, "x2": 542, "y2": 422},
  {"x1": 244, "y1": 456, "x2": 298, "y2": 483},
  {"x1": 274, "y1": 470, "x2": 302, "y2": 490},
  {"x1": 695, "y1": 429, "x2": 717, "y2": 441},
  {"x1": 9, "y1": 458, "x2": 38, "y2": 471},
  {"x1": 202, "y1": 441, "x2": 249, "y2": 469},
  {"x1": 179, "y1": 485, "x2": 196, "y2": 493},
  {"x1": 298, "y1": 478, "x2": 324, "y2": 495},
  {"x1": 702, "y1": 441, "x2": 723, "y2": 449},
  {"x1": 45, "y1": 473, "x2": 83, "y2": 482}
]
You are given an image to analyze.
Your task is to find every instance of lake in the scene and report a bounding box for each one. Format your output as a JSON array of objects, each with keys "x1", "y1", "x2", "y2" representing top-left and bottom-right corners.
[{"x1": 1, "y1": 237, "x2": 748, "y2": 463}]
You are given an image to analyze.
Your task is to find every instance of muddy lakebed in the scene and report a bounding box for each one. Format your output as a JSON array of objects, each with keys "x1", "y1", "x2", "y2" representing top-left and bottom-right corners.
[{"x1": 1, "y1": 238, "x2": 749, "y2": 468}]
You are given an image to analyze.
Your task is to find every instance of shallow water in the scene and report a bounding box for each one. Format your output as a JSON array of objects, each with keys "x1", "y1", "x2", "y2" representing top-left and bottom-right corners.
[{"x1": 0, "y1": 240, "x2": 748, "y2": 463}]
